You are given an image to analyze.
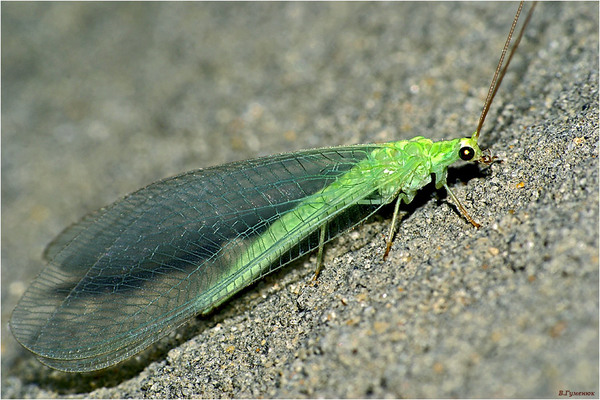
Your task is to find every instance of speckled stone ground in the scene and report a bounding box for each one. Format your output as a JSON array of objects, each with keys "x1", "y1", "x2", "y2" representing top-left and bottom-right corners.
[{"x1": 2, "y1": 2, "x2": 598, "y2": 398}]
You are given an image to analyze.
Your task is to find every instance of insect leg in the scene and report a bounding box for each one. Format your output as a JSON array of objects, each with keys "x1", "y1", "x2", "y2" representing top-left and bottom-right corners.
[
  {"x1": 383, "y1": 195, "x2": 403, "y2": 260},
  {"x1": 443, "y1": 183, "x2": 481, "y2": 228},
  {"x1": 313, "y1": 223, "x2": 328, "y2": 280}
]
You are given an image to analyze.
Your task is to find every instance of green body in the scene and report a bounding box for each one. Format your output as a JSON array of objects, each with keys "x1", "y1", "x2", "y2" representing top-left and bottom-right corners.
[
  {"x1": 210, "y1": 135, "x2": 483, "y2": 313},
  {"x1": 10, "y1": 134, "x2": 483, "y2": 371}
]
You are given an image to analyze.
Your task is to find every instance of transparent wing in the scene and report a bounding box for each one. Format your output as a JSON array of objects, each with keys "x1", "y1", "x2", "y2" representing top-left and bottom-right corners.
[{"x1": 11, "y1": 144, "x2": 393, "y2": 371}]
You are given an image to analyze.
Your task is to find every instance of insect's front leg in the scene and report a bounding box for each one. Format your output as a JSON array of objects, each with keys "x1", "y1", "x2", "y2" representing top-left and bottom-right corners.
[
  {"x1": 443, "y1": 184, "x2": 481, "y2": 229},
  {"x1": 433, "y1": 168, "x2": 449, "y2": 190},
  {"x1": 434, "y1": 168, "x2": 481, "y2": 228}
]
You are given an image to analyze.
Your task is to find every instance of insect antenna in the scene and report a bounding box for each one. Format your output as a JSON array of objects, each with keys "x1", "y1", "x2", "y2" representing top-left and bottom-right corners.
[{"x1": 474, "y1": 1, "x2": 537, "y2": 140}]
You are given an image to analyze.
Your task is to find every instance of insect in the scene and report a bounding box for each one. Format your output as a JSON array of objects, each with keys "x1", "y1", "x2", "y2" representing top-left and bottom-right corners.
[{"x1": 10, "y1": 2, "x2": 535, "y2": 372}]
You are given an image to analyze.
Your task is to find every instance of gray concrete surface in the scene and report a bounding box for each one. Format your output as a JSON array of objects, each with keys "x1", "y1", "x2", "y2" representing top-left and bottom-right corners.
[{"x1": 2, "y1": 2, "x2": 598, "y2": 398}]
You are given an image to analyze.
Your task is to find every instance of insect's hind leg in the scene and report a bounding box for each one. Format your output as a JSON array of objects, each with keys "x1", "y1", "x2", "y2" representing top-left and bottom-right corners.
[{"x1": 313, "y1": 223, "x2": 327, "y2": 280}]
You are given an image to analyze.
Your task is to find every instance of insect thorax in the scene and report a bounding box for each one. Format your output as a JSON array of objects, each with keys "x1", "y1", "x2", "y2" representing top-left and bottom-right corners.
[{"x1": 362, "y1": 136, "x2": 479, "y2": 202}]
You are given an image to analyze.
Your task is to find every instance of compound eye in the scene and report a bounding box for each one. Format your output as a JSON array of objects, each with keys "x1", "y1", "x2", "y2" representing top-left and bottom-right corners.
[{"x1": 459, "y1": 146, "x2": 475, "y2": 161}]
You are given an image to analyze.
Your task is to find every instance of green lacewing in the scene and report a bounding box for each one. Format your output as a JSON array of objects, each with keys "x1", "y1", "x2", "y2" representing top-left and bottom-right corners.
[{"x1": 10, "y1": 2, "x2": 535, "y2": 372}]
